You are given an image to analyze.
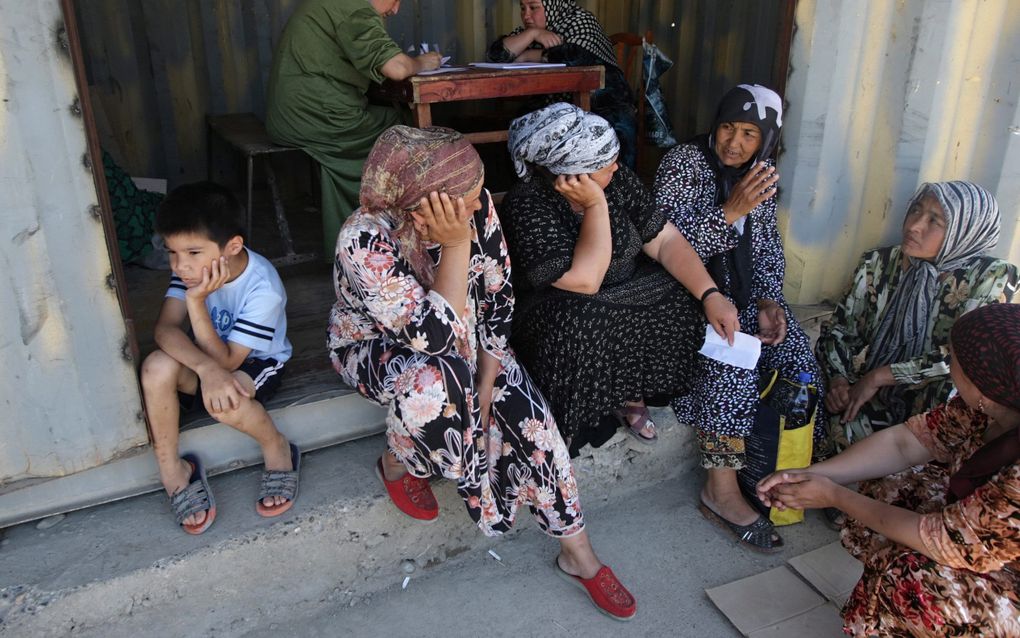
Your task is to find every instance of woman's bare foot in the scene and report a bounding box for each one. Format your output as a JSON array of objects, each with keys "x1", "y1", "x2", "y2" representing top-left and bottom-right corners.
[
  {"x1": 618, "y1": 400, "x2": 657, "y2": 440},
  {"x1": 381, "y1": 449, "x2": 408, "y2": 481},
  {"x1": 557, "y1": 530, "x2": 602, "y2": 579},
  {"x1": 701, "y1": 467, "x2": 763, "y2": 526}
]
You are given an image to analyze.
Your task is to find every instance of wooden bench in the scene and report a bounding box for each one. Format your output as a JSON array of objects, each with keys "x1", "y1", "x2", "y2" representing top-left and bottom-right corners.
[{"x1": 206, "y1": 113, "x2": 317, "y2": 266}]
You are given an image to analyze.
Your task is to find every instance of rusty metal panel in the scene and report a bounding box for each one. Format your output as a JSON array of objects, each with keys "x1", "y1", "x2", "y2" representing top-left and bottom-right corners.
[
  {"x1": 74, "y1": 0, "x2": 791, "y2": 184},
  {"x1": 0, "y1": 0, "x2": 149, "y2": 485},
  {"x1": 780, "y1": 0, "x2": 1020, "y2": 304}
]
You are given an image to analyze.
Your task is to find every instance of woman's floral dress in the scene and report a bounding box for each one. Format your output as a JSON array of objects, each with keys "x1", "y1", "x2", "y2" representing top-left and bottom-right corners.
[
  {"x1": 841, "y1": 397, "x2": 1020, "y2": 636},
  {"x1": 816, "y1": 246, "x2": 1018, "y2": 451},
  {"x1": 328, "y1": 191, "x2": 583, "y2": 537}
]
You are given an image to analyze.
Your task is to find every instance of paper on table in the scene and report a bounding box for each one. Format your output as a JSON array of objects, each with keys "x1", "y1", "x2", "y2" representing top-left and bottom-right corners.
[
  {"x1": 417, "y1": 66, "x2": 470, "y2": 76},
  {"x1": 699, "y1": 324, "x2": 762, "y2": 370},
  {"x1": 469, "y1": 62, "x2": 567, "y2": 70}
]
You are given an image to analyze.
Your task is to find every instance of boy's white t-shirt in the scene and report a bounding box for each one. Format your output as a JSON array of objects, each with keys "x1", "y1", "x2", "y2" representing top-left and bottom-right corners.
[{"x1": 165, "y1": 248, "x2": 292, "y2": 363}]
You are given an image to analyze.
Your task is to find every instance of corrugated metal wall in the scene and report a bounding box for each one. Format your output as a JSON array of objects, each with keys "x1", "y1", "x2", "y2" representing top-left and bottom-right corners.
[
  {"x1": 0, "y1": 0, "x2": 149, "y2": 484},
  {"x1": 75, "y1": 0, "x2": 790, "y2": 184},
  {"x1": 780, "y1": 0, "x2": 1020, "y2": 304}
]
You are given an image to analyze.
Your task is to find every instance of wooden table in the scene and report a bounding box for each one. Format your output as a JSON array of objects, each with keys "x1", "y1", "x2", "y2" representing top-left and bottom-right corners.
[{"x1": 373, "y1": 65, "x2": 605, "y2": 145}]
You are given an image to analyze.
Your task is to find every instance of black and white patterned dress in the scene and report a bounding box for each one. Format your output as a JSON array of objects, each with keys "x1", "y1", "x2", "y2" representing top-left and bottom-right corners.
[
  {"x1": 329, "y1": 194, "x2": 583, "y2": 537},
  {"x1": 500, "y1": 165, "x2": 705, "y2": 452},
  {"x1": 655, "y1": 143, "x2": 824, "y2": 469}
]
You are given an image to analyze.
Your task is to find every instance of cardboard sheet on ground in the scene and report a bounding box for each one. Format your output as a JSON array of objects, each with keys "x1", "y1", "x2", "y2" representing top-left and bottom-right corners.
[
  {"x1": 705, "y1": 566, "x2": 827, "y2": 635},
  {"x1": 706, "y1": 542, "x2": 862, "y2": 636},
  {"x1": 787, "y1": 541, "x2": 864, "y2": 607}
]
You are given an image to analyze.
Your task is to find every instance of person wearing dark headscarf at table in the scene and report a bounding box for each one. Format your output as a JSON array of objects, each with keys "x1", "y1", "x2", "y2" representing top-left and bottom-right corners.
[
  {"x1": 328, "y1": 125, "x2": 637, "y2": 621},
  {"x1": 654, "y1": 84, "x2": 823, "y2": 554},
  {"x1": 500, "y1": 102, "x2": 734, "y2": 456},
  {"x1": 757, "y1": 302, "x2": 1020, "y2": 637},
  {"x1": 815, "y1": 181, "x2": 1018, "y2": 453},
  {"x1": 487, "y1": 0, "x2": 637, "y2": 169}
]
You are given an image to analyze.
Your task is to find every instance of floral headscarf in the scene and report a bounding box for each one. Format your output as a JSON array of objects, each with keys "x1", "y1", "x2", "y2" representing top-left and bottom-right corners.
[
  {"x1": 359, "y1": 126, "x2": 484, "y2": 286},
  {"x1": 508, "y1": 102, "x2": 620, "y2": 180}
]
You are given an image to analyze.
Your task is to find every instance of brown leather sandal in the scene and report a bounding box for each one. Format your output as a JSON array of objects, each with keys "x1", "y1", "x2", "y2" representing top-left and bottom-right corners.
[{"x1": 614, "y1": 405, "x2": 658, "y2": 445}]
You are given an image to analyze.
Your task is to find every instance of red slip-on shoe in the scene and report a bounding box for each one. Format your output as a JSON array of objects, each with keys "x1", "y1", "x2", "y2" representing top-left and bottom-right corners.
[
  {"x1": 554, "y1": 558, "x2": 637, "y2": 621},
  {"x1": 374, "y1": 457, "x2": 439, "y2": 522}
]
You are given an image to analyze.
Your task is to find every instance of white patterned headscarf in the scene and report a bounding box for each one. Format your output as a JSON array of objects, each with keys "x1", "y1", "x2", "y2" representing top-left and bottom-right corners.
[
  {"x1": 508, "y1": 102, "x2": 620, "y2": 180},
  {"x1": 867, "y1": 180, "x2": 1001, "y2": 373}
]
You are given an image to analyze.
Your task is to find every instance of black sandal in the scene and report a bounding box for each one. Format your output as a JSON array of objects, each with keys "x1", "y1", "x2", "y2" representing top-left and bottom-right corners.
[{"x1": 698, "y1": 500, "x2": 784, "y2": 554}]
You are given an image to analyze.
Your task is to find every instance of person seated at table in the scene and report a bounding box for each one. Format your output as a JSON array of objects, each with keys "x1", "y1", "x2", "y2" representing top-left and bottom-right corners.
[
  {"x1": 328, "y1": 124, "x2": 637, "y2": 621},
  {"x1": 757, "y1": 302, "x2": 1020, "y2": 638},
  {"x1": 487, "y1": 0, "x2": 637, "y2": 168},
  {"x1": 654, "y1": 84, "x2": 822, "y2": 553},
  {"x1": 266, "y1": 0, "x2": 441, "y2": 256},
  {"x1": 816, "y1": 181, "x2": 1017, "y2": 454},
  {"x1": 500, "y1": 102, "x2": 739, "y2": 454}
]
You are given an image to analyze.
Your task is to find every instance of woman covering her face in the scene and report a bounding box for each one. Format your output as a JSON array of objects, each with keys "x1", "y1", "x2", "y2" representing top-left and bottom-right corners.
[
  {"x1": 500, "y1": 102, "x2": 722, "y2": 456},
  {"x1": 487, "y1": 0, "x2": 638, "y2": 168},
  {"x1": 653, "y1": 84, "x2": 823, "y2": 553},
  {"x1": 328, "y1": 125, "x2": 637, "y2": 621},
  {"x1": 758, "y1": 302, "x2": 1020, "y2": 636},
  {"x1": 816, "y1": 181, "x2": 1018, "y2": 453}
]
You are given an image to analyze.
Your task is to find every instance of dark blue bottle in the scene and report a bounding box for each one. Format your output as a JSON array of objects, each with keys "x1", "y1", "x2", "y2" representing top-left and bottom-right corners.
[{"x1": 786, "y1": 371, "x2": 814, "y2": 429}]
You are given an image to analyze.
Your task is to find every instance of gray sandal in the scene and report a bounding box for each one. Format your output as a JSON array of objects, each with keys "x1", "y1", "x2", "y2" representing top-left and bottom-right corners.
[
  {"x1": 698, "y1": 500, "x2": 783, "y2": 554},
  {"x1": 170, "y1": 453, "x2": 216, "y2": 535},
  {"x1": 256, "y1": 442, "x2": 301, "y2": 517}
]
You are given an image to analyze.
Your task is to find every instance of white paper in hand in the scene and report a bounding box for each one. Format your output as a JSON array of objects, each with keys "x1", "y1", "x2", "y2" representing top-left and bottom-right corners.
[{"x1": 699, "y1": 325, "x2": 762, "y2": 370}]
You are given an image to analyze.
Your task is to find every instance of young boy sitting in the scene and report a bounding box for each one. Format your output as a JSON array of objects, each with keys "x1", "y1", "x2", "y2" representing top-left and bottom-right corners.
[{"x1": 142, "y1": 181, "x2": 299, "y2": 534}]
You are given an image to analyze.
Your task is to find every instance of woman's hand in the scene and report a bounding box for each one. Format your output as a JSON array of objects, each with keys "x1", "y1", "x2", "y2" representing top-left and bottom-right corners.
[
  {"x1": 528, "y1": 28, "x2": 562, "y2": 49},
  {"x1": 703, "y1": 292, "x2": 740, "y2": 345},
  {"x1": 412, "y1": 191, "x2": 472, "y2": 248},
  {"x1": 721, "y1": 163, "x2": 779, "y2": 224},
  {"x1": 756, "y1": 299, "x2": 787, "y2": 345},
  {"x1": 757, "y1": 470, "x2": 838, "y2": 510},
  {"x1": 554, "y1": 173, "x2": 606, "y2": 211},
  {"x1": 825, "y1": 376, "x2": 851, "y2": 413},
  {"x1": 841, "y1": 370, "x2": 880, "y2": 424}
]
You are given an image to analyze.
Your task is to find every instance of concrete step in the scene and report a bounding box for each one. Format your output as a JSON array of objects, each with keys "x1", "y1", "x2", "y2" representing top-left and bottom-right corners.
[{"x1": 0, "y1": 407, "x2": 700, "y2": 637}]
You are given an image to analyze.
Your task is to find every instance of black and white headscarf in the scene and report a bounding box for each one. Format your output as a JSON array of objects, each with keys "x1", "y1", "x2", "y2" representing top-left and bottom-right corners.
[
  {"x1": 508, "y1": 102, "x2": 620, "y2": 180},
  {"x1": 867, "y1": 180, "x2": 1001, "y2": 373},
  {"x1": 508, "y1": 0, "x2": 619, "y2": 69},
  {"x1": 695, "y1": 84, "x2": 784, "y2": 310}
]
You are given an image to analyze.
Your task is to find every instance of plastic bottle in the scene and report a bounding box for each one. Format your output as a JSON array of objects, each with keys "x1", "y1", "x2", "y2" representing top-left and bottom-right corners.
[{"x1": 786, "y1": 371, "x2": 814, "y2": 429}]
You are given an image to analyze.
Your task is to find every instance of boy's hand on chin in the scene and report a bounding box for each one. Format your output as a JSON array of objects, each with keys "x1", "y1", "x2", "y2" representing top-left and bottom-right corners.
[{"x1": 186, "y1": 256, "x2": 231, "y2": 301}]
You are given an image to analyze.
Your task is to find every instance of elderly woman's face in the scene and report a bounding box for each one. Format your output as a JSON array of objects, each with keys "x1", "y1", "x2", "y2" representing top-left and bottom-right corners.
[
  {"x1": 589, "y1": 156, "x2": 619, "y2": 189},
  {"x1": 901, "y1": 194, "x2": 946, "y2": 261},
  {"x1": 520, "y1": 0, "x2": 548, "y2": 30},
  {"x1": 714, "y1": 122, "x2": 762, "y2": 167}
]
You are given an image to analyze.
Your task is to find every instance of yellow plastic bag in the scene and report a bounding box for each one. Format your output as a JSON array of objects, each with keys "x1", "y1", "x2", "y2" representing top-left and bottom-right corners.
[{"x1": 738, "y1": 370, "x2": 817, "y2": 526}]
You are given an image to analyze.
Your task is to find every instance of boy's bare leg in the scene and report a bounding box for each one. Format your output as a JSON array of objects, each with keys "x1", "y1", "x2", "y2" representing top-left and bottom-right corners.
[
  {"x1": 141, "y1": 350, "x2": 206, "y2": 526},
  {"x1": 215, "y1": 371, "x2": 292, "y2": 508}
]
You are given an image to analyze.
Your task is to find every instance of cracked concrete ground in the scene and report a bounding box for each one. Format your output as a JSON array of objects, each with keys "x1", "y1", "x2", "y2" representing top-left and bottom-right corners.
[{"x1": 0, "y1": 405, "x2": 839, "y2": 638}]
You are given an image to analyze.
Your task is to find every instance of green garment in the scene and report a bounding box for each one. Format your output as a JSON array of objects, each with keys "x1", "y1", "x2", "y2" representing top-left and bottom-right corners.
[
  {"x1": 815, "y1": 245, "x2": 1018, "y2": 451},
  {"x1": 266, "y1": 0, "x2": 405, "y2": 255}
]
